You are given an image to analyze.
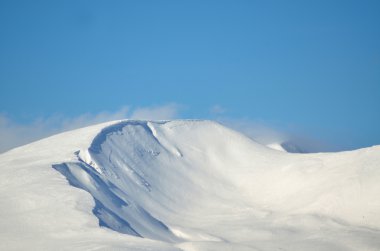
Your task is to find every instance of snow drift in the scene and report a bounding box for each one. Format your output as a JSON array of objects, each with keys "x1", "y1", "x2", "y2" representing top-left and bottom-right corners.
[{"x1": 0, "y1": 120, "x2": 380, "y2": 251}]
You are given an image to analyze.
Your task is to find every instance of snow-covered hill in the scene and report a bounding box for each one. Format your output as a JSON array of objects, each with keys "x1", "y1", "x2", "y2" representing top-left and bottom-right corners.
[{"x1": 0, "y1": 120, "x2": 379, "y2": 251}]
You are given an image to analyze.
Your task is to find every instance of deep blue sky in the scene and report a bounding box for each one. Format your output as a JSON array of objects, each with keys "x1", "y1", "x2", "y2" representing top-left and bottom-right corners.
[{"x1": 1, "y1": 0, "x2": 379, "y2": 150}]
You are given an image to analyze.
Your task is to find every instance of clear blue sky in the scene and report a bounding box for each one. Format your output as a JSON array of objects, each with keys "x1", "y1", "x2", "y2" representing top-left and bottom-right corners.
[{"x1": 1, "y1": 0, "x2": 379, "y2": 150}]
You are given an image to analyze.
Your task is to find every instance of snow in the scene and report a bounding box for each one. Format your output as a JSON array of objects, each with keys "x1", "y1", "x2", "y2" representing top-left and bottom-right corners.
[
  {"x1": 267, "y1": 141, "x2": 307, "y2": 153},
  {"x1": 0, "y1": 120, "x2": 380, "y2": 250},
  {"x1": 266, "y1": 142, "x2": 287, "y2": 152}
]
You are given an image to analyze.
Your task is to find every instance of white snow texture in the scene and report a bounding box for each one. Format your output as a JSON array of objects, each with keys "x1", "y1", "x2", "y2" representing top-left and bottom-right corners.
[{"x1": 0, "y1": 120, "x2": 379, "y2": 251}]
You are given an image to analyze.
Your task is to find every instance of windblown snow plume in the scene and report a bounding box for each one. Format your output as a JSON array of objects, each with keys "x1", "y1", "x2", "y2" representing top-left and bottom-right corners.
[{"x1": 0, "y1": 120, "x2": 379, "y2": 250}]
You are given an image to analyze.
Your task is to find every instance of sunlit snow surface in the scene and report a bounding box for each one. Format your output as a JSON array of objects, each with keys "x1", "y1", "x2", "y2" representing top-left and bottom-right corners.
[{"x1": 1, "y1": 120, "x2": 380, "y2": 251}]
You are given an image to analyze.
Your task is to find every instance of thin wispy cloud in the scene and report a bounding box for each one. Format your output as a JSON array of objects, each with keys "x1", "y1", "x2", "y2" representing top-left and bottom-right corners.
[
  {"x1": 130, "y1": 104, "x2": 181, "y2": 120},
  {"x1": 219, "y1": 118, "x2": 289, "y2": 145},
  {"x1": 0, "y1": 104, "x2": 181, "y2": 153},
  {"x1": 218, "y1": 118, "x2": 334, "y2": 153},
  {"x1": 208, "y1": 105, "x2": 289, "y2": 147},
  {"x1": 0, "y1": 103, "x2": 334, "y2": 154},
  {"x1": 209, "y1": 105, "x2": 226, "y2": 115}
]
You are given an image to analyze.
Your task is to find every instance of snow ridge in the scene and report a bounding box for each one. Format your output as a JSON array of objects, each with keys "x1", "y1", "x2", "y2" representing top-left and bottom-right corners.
[{"x1": 54, "y1": 121, "x2": 181, "y2": 242}]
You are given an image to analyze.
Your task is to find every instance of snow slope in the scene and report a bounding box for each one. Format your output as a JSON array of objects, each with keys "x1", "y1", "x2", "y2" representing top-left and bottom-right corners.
[{"x1": 0, "y1": 120, "x2": 379, "y2": 251}]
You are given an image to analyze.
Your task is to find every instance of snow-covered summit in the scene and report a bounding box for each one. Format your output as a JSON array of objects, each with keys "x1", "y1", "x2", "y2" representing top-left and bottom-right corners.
[{"x1": 1, "y1": 120, "x2": 380, "y2": 251}]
